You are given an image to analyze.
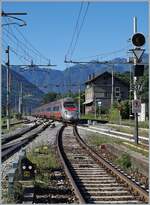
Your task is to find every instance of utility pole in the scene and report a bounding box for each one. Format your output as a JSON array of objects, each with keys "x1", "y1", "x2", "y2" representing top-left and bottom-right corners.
[
  {"x1": 6, "y1": 46, "x2": 10, "y2": 130},
  {"x1": 111, "y1": 66, "x2": 114, "y2": 107},
  {"x1": 94, "y1": 91, "x2": 97, "y2": 119},
  {"x1": 19, "y1": 82, "x2": 23, "y2": 117},
  {"x1": 133, "y1": 16, "x2": 138, "y2": 144},
  {"x1": 78, "y1": 85, "x2": 81, "y2": 119}
]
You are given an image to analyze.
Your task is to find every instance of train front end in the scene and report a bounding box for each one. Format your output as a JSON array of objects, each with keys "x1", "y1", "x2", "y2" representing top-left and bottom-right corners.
[{"x1": 62, "y1": 98, "x2": 79, "y2": 122}]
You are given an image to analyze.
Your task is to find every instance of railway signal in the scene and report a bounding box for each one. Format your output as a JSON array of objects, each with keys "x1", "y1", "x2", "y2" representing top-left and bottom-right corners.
[
  {"x1": 134, "y1": 64, "x2": 144, "y2": 77},
  {"x1": 132, "y1": 33, "x2": 145, "y2": 47},
  {"x1": 130, "y1": 32, "x2": 145, "y2": 77},
  {"x1": 130, "y1": 17, "x2": 146, "y2": 144},
  {"x1": 21, "y1": 157, "x2": 36, "y2": 180}
]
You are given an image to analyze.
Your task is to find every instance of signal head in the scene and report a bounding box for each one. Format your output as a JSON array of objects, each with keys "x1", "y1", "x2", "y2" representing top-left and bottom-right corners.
[{"x1": 132, "y1": 33, "x2": 145, "y2": 47}]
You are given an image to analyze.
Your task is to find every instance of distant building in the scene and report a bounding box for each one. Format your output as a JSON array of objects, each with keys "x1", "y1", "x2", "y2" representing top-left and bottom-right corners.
[{"x1": 83, "y1": 71, "x2": 129, "y2": 114}]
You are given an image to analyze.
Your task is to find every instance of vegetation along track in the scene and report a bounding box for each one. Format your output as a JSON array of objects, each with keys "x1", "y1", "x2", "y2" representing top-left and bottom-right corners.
[{"x1": 57, "y1": 125, "x2": 149, "y2": 204}]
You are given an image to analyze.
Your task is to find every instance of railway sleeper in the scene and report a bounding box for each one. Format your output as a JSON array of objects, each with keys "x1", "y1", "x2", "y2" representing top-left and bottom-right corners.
[
  {"x1": 82, "y1": 186, "x2": 129, "y2": 191},
  {"x1": 91, "y1": 200, "x2": 141, "y2": 204},
  {"x1": 82, "y1": 190, "x2": 132, "y2": 196},
  {"x1": 84, "y1": 195, "x2": 136, "y2": 200}
]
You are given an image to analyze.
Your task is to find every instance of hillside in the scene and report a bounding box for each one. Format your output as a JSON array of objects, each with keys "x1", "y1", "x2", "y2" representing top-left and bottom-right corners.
[
  {"x1": 2, "y1": 65, "x2": 44, "y2": 115},
  {"x1": 11, "y1": 54, "x2": 148, "y2": 94}
]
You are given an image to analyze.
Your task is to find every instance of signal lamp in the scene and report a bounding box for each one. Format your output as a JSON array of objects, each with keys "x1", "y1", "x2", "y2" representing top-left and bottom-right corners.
[{"x1": 132, "y1": 33, "x2": 145, "y2": 47}]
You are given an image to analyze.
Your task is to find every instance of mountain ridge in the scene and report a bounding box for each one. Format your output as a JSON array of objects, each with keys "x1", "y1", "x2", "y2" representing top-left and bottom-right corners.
[{"x1": 11, "y1": 54, "x2": 149, "y2": 94}]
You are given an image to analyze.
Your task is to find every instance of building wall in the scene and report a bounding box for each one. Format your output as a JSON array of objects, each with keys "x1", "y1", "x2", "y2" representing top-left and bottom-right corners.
[
  {"x1": 84, "y1": 74, "x2": 129, "y2": 114},
  {"x1": 85, "y1": 87, "x2": 94, "y2": 102}
]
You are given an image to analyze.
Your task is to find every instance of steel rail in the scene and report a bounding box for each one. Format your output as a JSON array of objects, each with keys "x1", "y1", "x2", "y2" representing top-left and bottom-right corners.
[
  {"x1": 56, "y1": 125, "x2": 86, "y2": 204},
  {"x1": 2, "y1": 121, "x2": 51, "y2": 162},
  {"x1": 2, "y1": 123, "x2": 38, "y2": 144},
  {"x1": 2, "y1": 120, "x2": 29, "y2": 129},
  {"x1": 73, "y1": 126, "x2": 149, "y2": 203}
]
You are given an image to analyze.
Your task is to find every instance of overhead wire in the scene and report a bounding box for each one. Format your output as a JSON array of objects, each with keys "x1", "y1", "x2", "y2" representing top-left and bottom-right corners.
[
  {"x1": 69, "y1": 2, "x2": 90, "y2": 60},
  {"x1": 66, "y1": 1, "x2": 84, "y2": 59},
  {"x1": 73, "y1": 48, "x2": 128, "y2": 61},
  {"x1": 13, "y1": 22, "x2": 49, "y2": 62},
  {"x1": 6, "y1": 17, "x2": 48, "y2": 63},
  {"x1": 3, "y1": 28, "x2": 34, "y2": 62},
  {"x1": 66, "y1": 2, "x2": 90, "y2": 61},
  {"x1": 2, "y1": 17, "x2": 50, "y2": 66},
  {"x1": 2, "y1": 38, "x2": 32, "y2": 64}
]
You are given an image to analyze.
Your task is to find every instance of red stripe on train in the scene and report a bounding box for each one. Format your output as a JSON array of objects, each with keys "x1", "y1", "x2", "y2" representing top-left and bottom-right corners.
[{"x1": 65, "y1": 107, "x2": 77, "y2": 111}]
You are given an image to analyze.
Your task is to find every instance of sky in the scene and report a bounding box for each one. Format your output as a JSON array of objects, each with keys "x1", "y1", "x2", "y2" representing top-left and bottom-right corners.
[{"x1": 2, "y1": 1, "x2": 149, "y2": 70}]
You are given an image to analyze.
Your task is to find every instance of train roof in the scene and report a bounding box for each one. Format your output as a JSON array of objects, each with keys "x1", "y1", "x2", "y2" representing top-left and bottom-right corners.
[{"x1": 33, "y1": 97, "x2": 75, "y2": 111}]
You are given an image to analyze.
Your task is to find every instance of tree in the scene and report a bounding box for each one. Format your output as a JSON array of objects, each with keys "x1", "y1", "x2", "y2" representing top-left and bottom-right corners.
[
  {"x1": 42, "y1": 92, "x2": 59, "y2": 104},
  {"x1": 138, "y1": 67, "x2": 149, "y2": 103},
  {"x1": 114, "y1": 71, "x2": 130, "y2": 84}
]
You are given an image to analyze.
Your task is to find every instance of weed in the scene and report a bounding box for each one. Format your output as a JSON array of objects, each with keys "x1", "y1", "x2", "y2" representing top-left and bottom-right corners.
[
  {"x1": 27, "y1": 146, "x2": 59, "y2": 170},
  {"x1": 116, "y1": 153, "x2": 131, "y2": 169}
]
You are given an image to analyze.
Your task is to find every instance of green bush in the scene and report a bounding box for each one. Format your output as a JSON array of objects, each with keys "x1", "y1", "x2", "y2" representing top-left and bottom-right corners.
[
  {"x1": 120, "y1": 100, "x2": 130, "y2": 119},
  {"x1": 116, "y1": 153, "x2": 131, "y2": 169},
  {"x1": 13, "y1": 181, "x2": 23, "y2": 203},
  {"x1": 109, "y1": 107, "x2": 120, "y2": 122}
]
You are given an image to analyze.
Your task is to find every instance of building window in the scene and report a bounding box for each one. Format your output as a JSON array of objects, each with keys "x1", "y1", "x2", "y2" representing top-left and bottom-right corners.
[{"x1": 115, "y1": 87, "x2": 120, "y2": 97}]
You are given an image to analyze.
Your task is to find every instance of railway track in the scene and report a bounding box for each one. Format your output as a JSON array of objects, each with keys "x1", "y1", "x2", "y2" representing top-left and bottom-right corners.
[
  {"x1": 57, "y1": 125, "x2": 149, "y2": 204},
  {"x1": 2, "y1": 120, "x2": 52, "y2": 162},
  {"x1": 78, "y1": 125, "x2": 149, "y2": 146},
  {"x1": 1, "y1": 119, "x2": 30, "y2": 130}
]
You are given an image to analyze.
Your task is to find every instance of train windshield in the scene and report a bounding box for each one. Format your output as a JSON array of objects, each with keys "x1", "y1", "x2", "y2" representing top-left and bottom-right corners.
[{"x1": 64, "y1": 102, "x2": 76, "y2": 108}]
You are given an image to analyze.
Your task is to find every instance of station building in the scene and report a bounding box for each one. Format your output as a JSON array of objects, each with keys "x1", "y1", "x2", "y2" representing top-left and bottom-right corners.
[{"x1": 83, "y1": 71, "x2": 129, "y2": 114}]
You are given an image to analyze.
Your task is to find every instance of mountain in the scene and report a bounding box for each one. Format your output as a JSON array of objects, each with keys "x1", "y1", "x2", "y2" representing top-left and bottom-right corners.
[
  {"x1": 2, "y1": 65, "x2": 44, "y2": 115},
  {"x1": 11, "y1": 55, "x2": 149, "y2": 94}
]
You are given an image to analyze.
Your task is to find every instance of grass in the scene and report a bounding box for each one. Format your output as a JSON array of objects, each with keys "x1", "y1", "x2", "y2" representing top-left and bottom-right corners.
[
  {"x1": 81, "y1": 114, "x2": 149, "y2": 129},
  {"x1": 27, "y1": 145, "x2": 60, "y2": 189},
  {"x1": 27, "y1": 145, "x2": 59, "y2": 170},
  {"x1": 108, "y1": 124, "x2": 148, "y2": 138},
  {"x1": 115, "y1": 153, "x2": 132, "y2": 170},
  {"x1": 87, "y1": 133, "x2": 148, "y2": 157},
  {"x1": 110, "y1": 119, "x2": 149, "y2": 129},
  {"x1": 123, "y1": 142, "x2": 149, "y2": 157},
  {"x1": 2, "y1": 192, "x2": 15, "y2": 204},
  {"x1": 2, "y1": 123, "x2": 25, "y2": 134},
  {"x1": 87, "y1": 133, "x2": 122, "y2": 147}
]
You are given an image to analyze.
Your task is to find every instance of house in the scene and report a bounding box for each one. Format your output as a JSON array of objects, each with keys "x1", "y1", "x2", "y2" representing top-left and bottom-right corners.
[{"x1": 83, "y1": 71, "x2": 129, "y2": 114}]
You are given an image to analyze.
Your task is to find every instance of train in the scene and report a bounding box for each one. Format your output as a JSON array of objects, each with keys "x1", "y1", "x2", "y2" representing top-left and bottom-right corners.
[{"x1": 32, "y1": 97, "x2": 79, "y2": 122}]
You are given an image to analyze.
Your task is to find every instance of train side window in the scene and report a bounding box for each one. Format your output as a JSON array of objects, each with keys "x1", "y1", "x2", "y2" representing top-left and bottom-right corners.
[
  {"x1": 53, "y1": 106, "x2": 59, "y2": 111},
  {"x1": 47, "y1": 107, "x2": 51, "y2": 111},
  {"x1": 64, "y1": 102, "x2": 76, "y2": 108}
]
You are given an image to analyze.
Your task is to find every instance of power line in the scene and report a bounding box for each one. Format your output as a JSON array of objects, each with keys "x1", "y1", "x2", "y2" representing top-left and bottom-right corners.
[
  {"x1": 69, "y1": 2, "x2": 90, "y2": 60},
  {"x1": 3, "y1": 17, "x2": 51, "y2": 65},
  {"x1": 73, "y1": 48, "x2": 129, "y2": 61},
  {"x1": 13, "y1": 23, "x2": 49, "y2": 62},
  {"x1": 2, "y1": 39, "x2": 32, "y2": 64},
  {"x1": 3, "y1": 27, "x2": 34, "y2": 62},
  {"x1": 66, "y1": 1, "x2": 84, "y2": 58}
]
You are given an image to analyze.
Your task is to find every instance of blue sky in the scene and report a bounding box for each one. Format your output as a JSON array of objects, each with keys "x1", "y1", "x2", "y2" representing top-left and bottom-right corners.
[{"x1": 2, "y1": 2, "x2": 149, "y2": 70}]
